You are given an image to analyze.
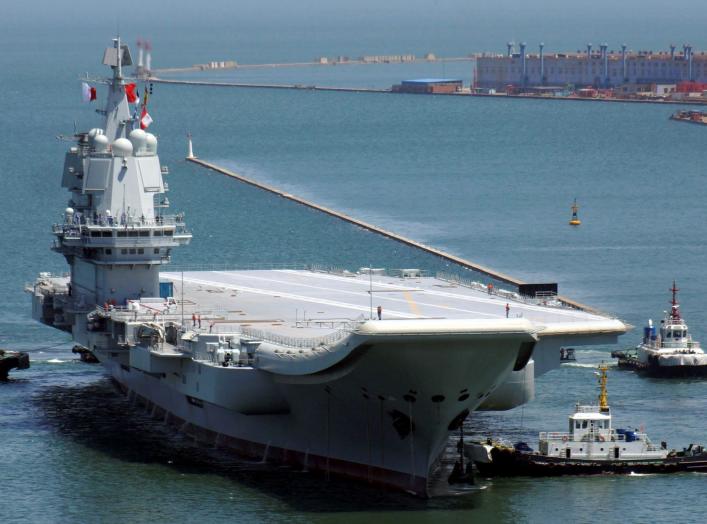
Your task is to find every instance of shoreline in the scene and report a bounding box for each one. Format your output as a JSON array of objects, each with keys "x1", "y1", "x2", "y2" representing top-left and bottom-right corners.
[{"x1": 150, "y1": 77, "x2": 707, "y2": 106}]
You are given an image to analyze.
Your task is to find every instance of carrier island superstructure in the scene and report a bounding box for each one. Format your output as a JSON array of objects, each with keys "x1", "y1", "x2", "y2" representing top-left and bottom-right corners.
[{"x1": 29, "y1": 38, "x2": 628, "y2": 497}]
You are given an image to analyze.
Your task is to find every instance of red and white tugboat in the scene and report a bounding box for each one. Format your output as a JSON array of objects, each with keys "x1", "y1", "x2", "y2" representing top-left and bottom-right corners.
[{"x1": 613, "y1": 282, "x2": 707, "y2": 377}]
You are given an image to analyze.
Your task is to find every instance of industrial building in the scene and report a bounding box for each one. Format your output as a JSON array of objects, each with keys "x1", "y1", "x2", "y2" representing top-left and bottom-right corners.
[
  {"x1": 475, "y1": 43, "x2": 707, "y2": 89},
  {"x1": 393, "y1": 78, "x2": 463, "y2": 94}
]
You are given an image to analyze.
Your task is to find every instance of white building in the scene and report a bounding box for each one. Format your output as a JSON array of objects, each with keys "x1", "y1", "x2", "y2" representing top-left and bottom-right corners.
[{"x1": 476, "y1": 43, "x2": 707, "y2": 89}]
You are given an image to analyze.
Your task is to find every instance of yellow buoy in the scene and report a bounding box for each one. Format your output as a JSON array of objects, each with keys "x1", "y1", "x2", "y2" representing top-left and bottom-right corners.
[{"x1": 569, "y1": 198, "x2": 581, "y2": 226}]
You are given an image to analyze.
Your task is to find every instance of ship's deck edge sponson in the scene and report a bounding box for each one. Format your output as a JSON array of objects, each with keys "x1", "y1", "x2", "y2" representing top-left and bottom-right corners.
[
  {"x1": 186, "y1": 157, "x2": 607, "y2": 317},
  {"x1": 538, "y1": 319, "x2": 629, "y2": 337}
]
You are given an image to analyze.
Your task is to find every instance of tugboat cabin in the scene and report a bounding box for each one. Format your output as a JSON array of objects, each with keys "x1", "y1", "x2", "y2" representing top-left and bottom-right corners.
[
  {"x1": 537, "y1": 366, "x2": 666, "y2": 461},
  {"x1": 537, "y1": 405, "x2": 665, "y2": 460}
]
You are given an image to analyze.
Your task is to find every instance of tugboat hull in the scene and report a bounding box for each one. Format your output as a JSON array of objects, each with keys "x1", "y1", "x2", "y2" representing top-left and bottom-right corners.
[
  {"x1": 0, "y1": 350, "x2": 30, "y2": 380},
  {"x1": 614, "y1": 353, "x2": 707, "y2": 378},
  {"x1": 473, "y1": 446, "x2": 707, "y2": 477}
]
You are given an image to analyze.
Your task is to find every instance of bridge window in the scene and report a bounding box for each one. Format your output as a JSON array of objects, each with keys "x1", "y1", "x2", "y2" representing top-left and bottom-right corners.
[{"x1": 582, "y1": 421, "x2": 588, "y2": 429}]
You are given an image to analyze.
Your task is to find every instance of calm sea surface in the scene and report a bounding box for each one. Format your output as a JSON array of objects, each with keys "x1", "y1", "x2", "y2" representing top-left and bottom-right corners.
[{"x1": 2, "y1": 10, "x2": 707, "y2": 523}]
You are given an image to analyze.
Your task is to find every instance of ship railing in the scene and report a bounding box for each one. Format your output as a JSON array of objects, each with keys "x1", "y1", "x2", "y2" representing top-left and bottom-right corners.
[
  {"x1": 164, "y1": 263, "x2": 433, "y2": 280},
  {"x1": 167, "y1": 262, "x2": 314, "y2": 273},
  {"x1": 436, "y1": 271, "x2": 568, "y2": 309},
  {"x1": 94, "y1": 302, "x2": 260, "y2": 322},
  {"x1": 54, "y1": 214, "x2": 188, "y2": 230},
  {"x1": 239, "y1": 322, "x2": 361, "y2": 349},
  {"x1": 540, "y1": 432, "x2": 571, "y2": 441},
  {"x1": 660, "y1": 340, "x2": 702, "y2": 350},
  {"x1": 295, "y1": 317, "x2": 364, "y2": 329},
  {"x1": 75, "y1": 237, "x2": 181, "y2": 247},
  {"x1": 574, "y1": 405, "x2": 604, "y2": 413},
  {"x1": 541, "y1": 431, "x2": 632, "y2": 443}
]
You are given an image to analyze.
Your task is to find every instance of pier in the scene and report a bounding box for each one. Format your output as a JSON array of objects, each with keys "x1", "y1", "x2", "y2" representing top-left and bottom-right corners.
[
  {"x1": 150, "y1": 77, "x2": 389, "y2": 93},
  {"x1": 151, "y1": 78, "x2": 707, "y2": 107},
  {"x1": 186, "y1": 155, "x2": 598, "y2": 313}
]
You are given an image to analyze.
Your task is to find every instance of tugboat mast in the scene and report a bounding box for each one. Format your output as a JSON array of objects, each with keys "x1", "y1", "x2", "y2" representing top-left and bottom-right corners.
[
  {"x1": 597, "y1": 364, "x2": 609, "y2": 413},
  {"x1": 669, "y1": 281, "x2": 681, "y2": 321}
]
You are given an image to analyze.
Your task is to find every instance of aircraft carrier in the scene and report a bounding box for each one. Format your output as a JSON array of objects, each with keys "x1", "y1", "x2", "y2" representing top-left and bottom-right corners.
[{"x1": 28, "y1": 38, "x2": 628, "y2": 496}]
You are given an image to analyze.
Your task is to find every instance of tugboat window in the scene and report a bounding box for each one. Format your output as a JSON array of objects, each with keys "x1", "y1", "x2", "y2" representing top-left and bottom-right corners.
[{"x1": 582, "y1": 421, "x2": 588, "y2": 428}]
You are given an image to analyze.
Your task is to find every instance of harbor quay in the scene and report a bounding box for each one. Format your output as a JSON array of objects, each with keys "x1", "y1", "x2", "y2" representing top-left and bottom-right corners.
[{"x1": 474, "y1": 42, "x2": 707, "y2": 101}]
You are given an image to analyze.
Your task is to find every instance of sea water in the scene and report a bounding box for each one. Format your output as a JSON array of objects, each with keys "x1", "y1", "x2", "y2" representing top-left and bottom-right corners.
[{"x1": 2, "y1": 4, "x2": 707, "y2": 522}]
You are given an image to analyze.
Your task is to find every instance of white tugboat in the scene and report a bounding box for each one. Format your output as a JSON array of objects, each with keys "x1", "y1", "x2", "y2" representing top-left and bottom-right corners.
[
  {"x1": 468, "y1": 365, "x2": 707, "y2": 476},
  {"x1": 613, "y1": 282, "x2": 707, "y2": 377}
]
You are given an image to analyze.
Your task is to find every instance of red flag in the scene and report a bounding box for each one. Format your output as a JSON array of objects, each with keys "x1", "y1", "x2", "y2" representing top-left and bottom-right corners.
[
  {"x1": 125, "y1": 83, "x2": 138, "y2": 103},
  {"x1": 140, "y1": 107, "x2": 153, "y2": 129}
]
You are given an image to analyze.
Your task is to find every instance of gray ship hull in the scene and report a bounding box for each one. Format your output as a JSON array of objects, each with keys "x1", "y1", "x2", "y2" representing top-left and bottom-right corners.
[{"x1": 97, "y1": 330, "x2": 525, "y2": 496}]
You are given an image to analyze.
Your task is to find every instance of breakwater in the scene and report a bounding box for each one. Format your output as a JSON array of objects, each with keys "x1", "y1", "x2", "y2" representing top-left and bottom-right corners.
[{"x1": 186, "y1": 156, "x2": 597, "y2": 313}]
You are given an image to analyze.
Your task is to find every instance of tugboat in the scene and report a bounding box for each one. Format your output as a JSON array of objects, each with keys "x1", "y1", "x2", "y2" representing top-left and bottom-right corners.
[
  {"x1": 569, "y1": 198, "x2": 581, "y2": 226},
  {"x1": 0, "y1": 349, "x2": 30, "y2": 380},
  {"x1": 560, "y1": 347, "x2": 577, "y2": 363},
  {"x1": 467, "y1": 365, "x2": 707, "y2": 476},
  {"x1": 612, "y1": 282, "x2": 707, "y2": 377}
]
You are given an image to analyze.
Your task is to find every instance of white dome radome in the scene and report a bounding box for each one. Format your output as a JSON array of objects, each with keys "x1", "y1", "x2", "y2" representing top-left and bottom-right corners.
[
  {"x1": 112, "y1": 138, "x2": 133, "y2": 157},
  {"x1": 93, "y1": 134, "x2": 109, "y2": 153},
  {"x1": 129, "y1": 128, "x2": 148, "y2": 153},
  {"x1": 65, "y1": 207, "x2": 74, "y2": 215},
  {"x1": 145, "y1": 133, "x2": 158, "y2": 155},
  {"x1": 88, "y1": 128, "x2": 104, "y2": 139}
]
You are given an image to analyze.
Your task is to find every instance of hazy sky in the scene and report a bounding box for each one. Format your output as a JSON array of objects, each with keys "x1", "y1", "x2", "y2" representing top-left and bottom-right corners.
[{"x1": 3, "y1": 1, "x2": 707, "y2": 58}]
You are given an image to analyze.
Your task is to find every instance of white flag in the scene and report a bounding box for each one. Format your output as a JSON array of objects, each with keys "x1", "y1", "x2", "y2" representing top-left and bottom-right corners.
[{"x1": 81, "y1": 82, "x2": 92, "y2": 102}]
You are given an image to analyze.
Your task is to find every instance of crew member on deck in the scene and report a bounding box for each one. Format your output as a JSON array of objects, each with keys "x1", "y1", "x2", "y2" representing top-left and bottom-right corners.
[{"x1": 377, "y1": 305, "x2": 382, "y2": 320}]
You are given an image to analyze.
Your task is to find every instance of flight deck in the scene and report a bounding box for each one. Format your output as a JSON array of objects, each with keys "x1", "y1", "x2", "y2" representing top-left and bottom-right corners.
[{"x1": 159, "y1": 268, "x2": 622, "y2": 341}]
